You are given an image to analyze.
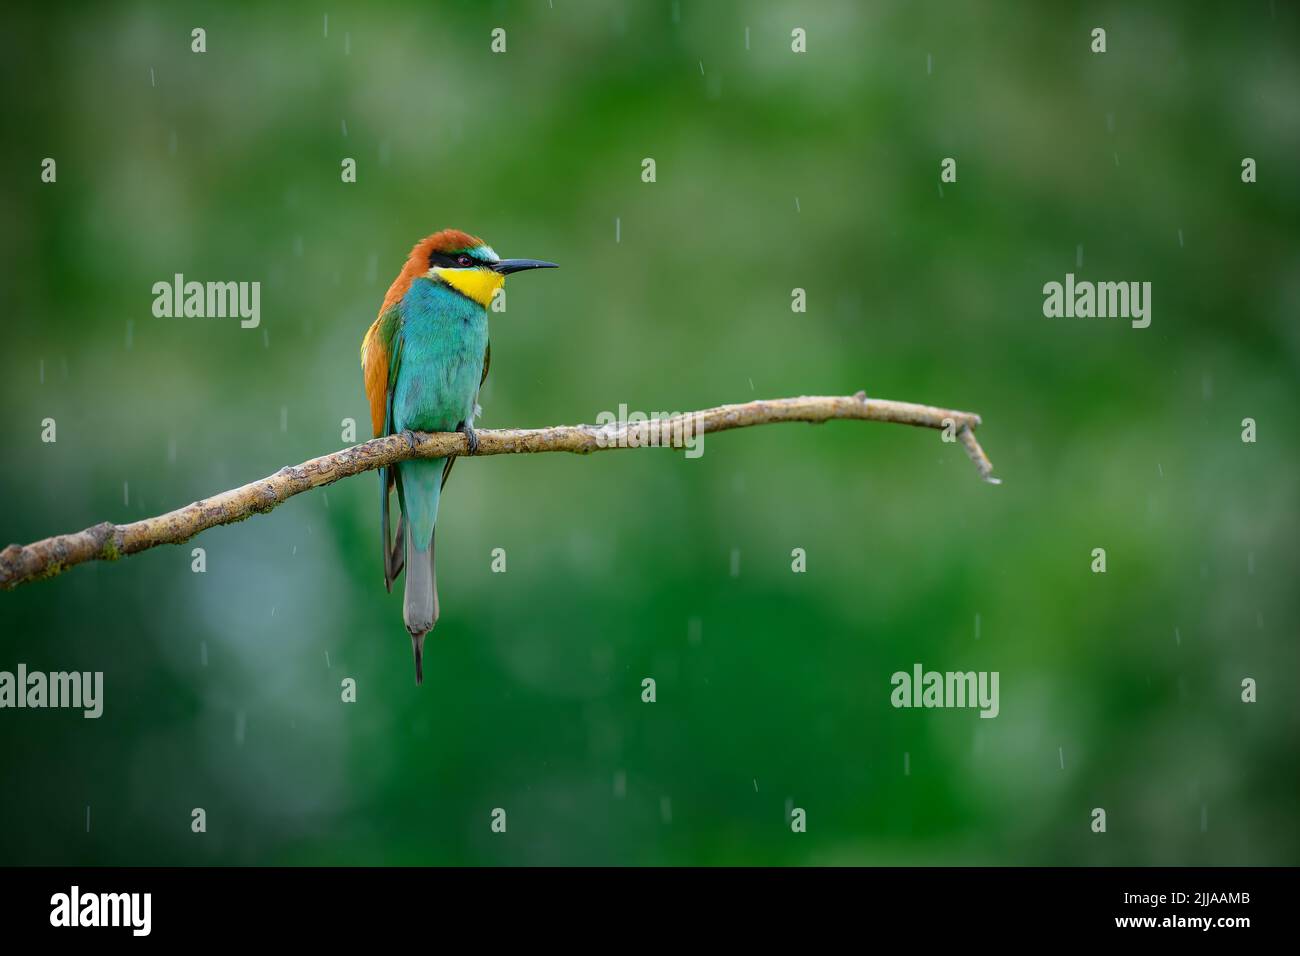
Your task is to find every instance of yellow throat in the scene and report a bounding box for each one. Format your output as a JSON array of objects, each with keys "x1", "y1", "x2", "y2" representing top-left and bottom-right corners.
[{"x1": 432, "y1": 267, "x2": 504, "y2": 308}]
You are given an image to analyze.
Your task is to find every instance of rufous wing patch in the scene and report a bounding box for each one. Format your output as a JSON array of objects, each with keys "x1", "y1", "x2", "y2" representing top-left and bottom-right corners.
[{"x1": 361, "y1": 316, "x2": 392, "y2": 437}]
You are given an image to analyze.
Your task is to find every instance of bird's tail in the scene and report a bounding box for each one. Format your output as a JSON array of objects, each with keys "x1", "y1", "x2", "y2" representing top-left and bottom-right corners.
[
  {"x1": 402, "y1": 528, "x2": 437, "y2": 684},
  {"x1": 399, "y1": 457, "x2": 444, "y2": 685}
]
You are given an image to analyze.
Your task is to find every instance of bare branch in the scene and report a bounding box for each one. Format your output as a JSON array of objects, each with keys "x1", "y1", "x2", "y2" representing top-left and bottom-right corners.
[{"x1": 0, "y1": 393, "x2": 997, "y2": 590}]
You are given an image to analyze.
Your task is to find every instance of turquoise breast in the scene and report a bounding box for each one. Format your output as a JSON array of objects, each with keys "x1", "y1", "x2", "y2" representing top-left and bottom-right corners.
[{"x1": 392, "y1": 278, "x2": 489, "y2": 434}]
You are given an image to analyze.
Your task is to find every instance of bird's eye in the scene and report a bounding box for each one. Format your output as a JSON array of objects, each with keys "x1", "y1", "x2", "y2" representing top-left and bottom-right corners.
[{"x1": 456, "y1": 255, "x2": 474, "y2": 267}]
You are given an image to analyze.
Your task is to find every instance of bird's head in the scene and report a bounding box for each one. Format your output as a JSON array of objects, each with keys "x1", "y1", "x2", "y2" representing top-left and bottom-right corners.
[{"x1": 415, "y1": 229, "x2": 556, "y2": 308}]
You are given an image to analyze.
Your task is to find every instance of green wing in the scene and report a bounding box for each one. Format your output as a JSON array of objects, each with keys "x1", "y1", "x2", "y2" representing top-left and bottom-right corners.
[{"x1": 438, "y1": 340, "x2": 489, "y2": 491}]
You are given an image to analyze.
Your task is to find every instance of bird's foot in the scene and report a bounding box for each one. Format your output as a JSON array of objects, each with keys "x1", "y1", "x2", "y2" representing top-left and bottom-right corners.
[
  {"x1": 457, "y1": 422, "x2": 480, "y2": 455},
  {"x1": 401, "y1": 429, "x2": 419, "y2": 452}
]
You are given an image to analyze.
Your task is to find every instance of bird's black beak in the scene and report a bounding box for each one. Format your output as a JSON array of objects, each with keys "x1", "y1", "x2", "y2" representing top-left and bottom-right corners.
[{"x1": 492, "y1": 258, "x2": 558, "y2": 275}]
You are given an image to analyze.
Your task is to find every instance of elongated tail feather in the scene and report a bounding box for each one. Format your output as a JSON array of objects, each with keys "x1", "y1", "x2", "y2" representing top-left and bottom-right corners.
[
  {"x1": 399, "y1": 457, "x2": 445, "y2": 684},
  {"x1": 402, "y1": 530, "x2": 437, "y2": 684}
]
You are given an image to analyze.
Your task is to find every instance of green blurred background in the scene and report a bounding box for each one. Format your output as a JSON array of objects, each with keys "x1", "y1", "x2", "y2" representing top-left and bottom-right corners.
[{"x1": 1, "y1": 1, "x2": 1296, "y2": 865}]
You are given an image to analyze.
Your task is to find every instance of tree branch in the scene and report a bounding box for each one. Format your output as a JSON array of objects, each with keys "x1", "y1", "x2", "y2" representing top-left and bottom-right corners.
[{"x1": 0, "y1": 393, "x2": 998, "y2": 590}]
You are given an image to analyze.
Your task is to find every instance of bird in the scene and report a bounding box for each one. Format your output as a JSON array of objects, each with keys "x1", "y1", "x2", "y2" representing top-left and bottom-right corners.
[{"x1": 361, "y1": 230, "x2": 556, "y2": 683}]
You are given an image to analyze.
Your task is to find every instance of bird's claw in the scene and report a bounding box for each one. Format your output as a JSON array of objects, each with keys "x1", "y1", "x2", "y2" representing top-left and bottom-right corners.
[
  {"x1": 458, "y1": 423, "x2": 480, "y2": 456},
  {"x1": 401, "y1": 429, "x2": 419, "y2": 451}
]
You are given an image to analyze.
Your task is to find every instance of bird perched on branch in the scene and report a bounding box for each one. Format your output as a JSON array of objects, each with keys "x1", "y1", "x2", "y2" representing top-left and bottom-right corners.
[{"x1": 361, "y1": 230, "x2": 556, "y2": 683}]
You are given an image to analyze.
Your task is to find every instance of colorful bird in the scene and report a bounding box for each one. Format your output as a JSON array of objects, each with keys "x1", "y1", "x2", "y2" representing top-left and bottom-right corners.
[{"x1": 361, "y1": 230, "x2": 556, "y2": 683}]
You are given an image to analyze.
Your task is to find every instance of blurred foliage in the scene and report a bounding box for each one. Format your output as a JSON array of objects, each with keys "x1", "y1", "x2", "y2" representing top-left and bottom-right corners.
[{"x1": 0, "y1": 0, "x2": 1296, "y2": 865}]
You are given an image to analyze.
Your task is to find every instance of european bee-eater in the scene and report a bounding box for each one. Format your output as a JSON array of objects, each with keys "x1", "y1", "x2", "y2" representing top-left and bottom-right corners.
[{"x1": 361, "y1": 229, "x2": 556, "y2": 683}]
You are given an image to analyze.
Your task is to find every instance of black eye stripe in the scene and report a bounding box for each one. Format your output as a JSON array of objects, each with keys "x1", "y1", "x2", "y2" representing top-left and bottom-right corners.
[{"x1": 428, "y1": 251, "x2": 481, "y2": 269}]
